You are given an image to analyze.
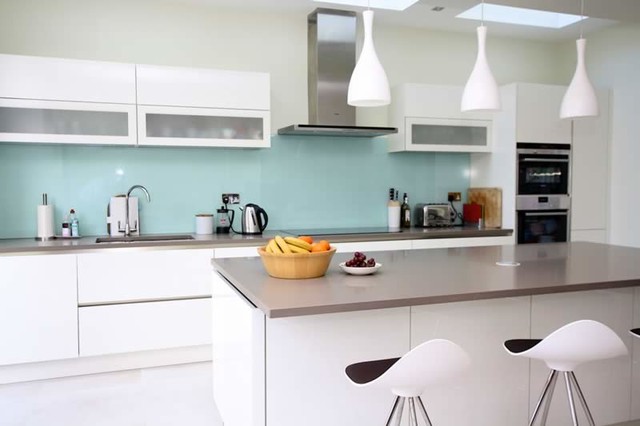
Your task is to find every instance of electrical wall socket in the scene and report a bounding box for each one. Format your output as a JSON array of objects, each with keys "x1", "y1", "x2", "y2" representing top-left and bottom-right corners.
[
  {"x1": 448, "y1": 192, "x2": 462, "y2": 202},
  {"x1": 222, "y1": 193, "x2": 240, "y2": 204}
]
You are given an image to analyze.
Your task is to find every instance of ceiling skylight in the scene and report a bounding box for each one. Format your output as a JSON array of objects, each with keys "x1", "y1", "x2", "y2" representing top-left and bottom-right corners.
[
  {"x1": 313, "y1": 0, "x2": 420, "y2": 12},
  {"x1": 456, "y1": 3, "x2": 586, "y2": 29}
]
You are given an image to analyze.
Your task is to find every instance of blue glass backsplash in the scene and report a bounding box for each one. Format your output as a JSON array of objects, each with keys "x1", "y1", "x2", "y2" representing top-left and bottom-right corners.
[{"x1": 0, "y1": 136, "x2": 470, "y2": 238}]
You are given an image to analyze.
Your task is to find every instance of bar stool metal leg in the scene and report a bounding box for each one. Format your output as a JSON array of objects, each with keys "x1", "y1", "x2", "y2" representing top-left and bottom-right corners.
[
  {"x1": 569, "y1": 372, "x2": 596, "y2": 426},
  {"x1": 393, "y1": 397, "x2": 406, "y2": 426},
  {"x1": 564, "y1": 372, "x2": 579, "y2": 426},
  {"x1": 530, "y1": 369, "x2": 558, "y2": 426},
  {"x1": 408, "y1": 398, "x2": 418, "y2": 426},
  {"x1": 540, "y1": 370, "x2": 559, "y2": 425},
  {"x1": 385, "y1": 396, "x2": 401, "y2": 426},
  {"x1": 416, "y1": 396, "x2": 433, "y2": 426}
]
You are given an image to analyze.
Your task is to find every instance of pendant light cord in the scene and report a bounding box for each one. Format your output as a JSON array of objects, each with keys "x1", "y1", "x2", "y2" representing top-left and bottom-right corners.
[
  {"x1": 367, "y1": 0, "x2": 370, "y2": 11},
  {"x1": 481, "y1": 0, "x2": 485, "y2": 25},
  {"x1": 580, "y1": 0, "x2": 584, "y2": 39}
]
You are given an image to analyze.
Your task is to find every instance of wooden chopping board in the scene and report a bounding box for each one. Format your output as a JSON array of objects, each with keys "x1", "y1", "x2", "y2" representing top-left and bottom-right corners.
[{"x1": 467, "y1": 188, "x2": 502, "y2": 228}]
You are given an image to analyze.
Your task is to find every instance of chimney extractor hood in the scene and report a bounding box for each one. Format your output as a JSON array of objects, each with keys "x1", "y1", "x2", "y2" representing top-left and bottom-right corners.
[{"x1": 277, "y1": 8, "x2": 397, "y2": 138}]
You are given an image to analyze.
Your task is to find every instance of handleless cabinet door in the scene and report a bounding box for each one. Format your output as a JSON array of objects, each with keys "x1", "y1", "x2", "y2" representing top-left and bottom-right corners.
[
  {"x1": 77, "y1": 249, "x2": 214, "y2": 304},
  {"x1": 516, "y1": 83, "x2": 571, "y2": 144},
  {"x1": 0, "y1": 254, "x2": 78, "y2": 366}
]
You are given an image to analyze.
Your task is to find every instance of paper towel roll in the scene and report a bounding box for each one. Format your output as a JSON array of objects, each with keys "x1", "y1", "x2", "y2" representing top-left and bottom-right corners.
[{"x1": 37, "y1": 204, "x2": 55, "y2": 240}]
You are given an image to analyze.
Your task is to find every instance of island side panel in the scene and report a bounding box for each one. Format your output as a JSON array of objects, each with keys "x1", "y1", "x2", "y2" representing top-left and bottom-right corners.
[
  {"x1": 265, "y1": 307, "x2": 410, "y2": 426},
  {"x1": 212, "y1": 272, "x2": 265, "y2": 426},
  {"x1": 411, "y1": 296, "x2": 531, "y2": 426},
  {"x1": 530, "y1": 288, "x2": 635, "y2": 426},
  {"x1": 633, "y1": 287, "x2": 640, "y2": 420}
]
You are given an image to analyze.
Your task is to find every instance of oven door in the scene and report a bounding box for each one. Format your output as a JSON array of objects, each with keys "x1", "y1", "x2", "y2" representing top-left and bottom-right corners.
[
  {"x1": 517, "y1": 153, "x2": 570, "y2": 195},
  {"x1": 517, "y1": 210, "x2": 569, "y2": 244}
]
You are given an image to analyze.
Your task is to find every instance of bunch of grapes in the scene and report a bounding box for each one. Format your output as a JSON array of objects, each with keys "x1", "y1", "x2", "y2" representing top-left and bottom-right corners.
[{"x1": 345, "y1": 251, "x2": 376, "y2": 268}]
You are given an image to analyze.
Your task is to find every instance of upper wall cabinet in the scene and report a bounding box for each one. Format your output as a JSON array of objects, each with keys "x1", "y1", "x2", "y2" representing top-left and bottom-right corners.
[
  {"x1": 0, "y1": 54, "x2": 137, "y2": 145},
  {"x1": 136, "y1": 65, "x2": 271, "y2": 148},
  {"x1": 388, "y1": 84, "x2": 493, "y2": 153},
  {"x1": 515, "y1": 83, "x2": 571, "y2": 144}
]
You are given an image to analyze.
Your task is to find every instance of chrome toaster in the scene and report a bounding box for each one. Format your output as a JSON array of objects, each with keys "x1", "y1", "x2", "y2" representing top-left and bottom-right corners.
[{"x1": 414, "y1": 203, "x2": 454, "y2": 227}]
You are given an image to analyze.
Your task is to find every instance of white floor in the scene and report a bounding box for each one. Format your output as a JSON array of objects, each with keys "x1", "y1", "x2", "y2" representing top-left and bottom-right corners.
[{"x1": 0, "y1": 362, "x2": 223, "y2": 426}]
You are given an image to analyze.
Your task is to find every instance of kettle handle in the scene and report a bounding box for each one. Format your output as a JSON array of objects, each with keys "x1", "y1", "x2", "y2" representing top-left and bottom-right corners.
[{"x1": 259, "y1": 208, "x2": 269, "y2": 231}]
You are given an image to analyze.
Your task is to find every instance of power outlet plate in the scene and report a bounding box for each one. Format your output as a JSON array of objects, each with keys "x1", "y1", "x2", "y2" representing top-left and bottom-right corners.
[
  {"x1": 222, "y1": 193, "x2": 240, "y2": 205},
  {"x1": 448, "y1": 192, "x2": 462, "y2": 202}
]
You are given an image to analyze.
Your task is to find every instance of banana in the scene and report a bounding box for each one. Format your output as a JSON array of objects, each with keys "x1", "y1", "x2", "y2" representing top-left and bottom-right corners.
[
  {"x1": 265, "y1": 243, "x2": 274, "y2": 254},
  {"x1": 274, "y1": 235, "x2": 292, "y2": 254},
  {"x1": 284, "y1": 236, "x2": 312, "y2": 252},
  {"x1": 288, "y1": 243, "x2": 309, "y2": 254},
  {"x1": 268, "y1": 238, "x2": 283, "y2": 254}
]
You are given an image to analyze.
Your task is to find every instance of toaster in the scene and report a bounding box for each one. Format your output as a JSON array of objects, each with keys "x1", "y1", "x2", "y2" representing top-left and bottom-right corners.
[{"x1": 414, "y1": 203, "x2": 454, "y2": 227}]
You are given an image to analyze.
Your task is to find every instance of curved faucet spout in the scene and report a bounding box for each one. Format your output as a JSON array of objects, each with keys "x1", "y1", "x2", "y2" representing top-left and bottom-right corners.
[{"x1": 124, "y1": 185, "x2": 151, "y2": 236}]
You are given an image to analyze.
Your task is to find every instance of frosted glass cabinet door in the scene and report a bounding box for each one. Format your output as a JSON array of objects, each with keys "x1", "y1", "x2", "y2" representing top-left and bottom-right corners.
[
  {"x1": 138, "y1": 106, "x2": 270, "y2": 148},
  {"x1": 406, "y1": 117, "x2": 492, "y2": 152},
  {"x1": 0, "y1": 98, "x2": 136, "y2": 145}
]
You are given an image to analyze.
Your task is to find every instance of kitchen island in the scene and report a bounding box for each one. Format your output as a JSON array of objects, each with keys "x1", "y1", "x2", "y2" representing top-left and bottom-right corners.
[{"x1": 211, "y1": 242, "x2": 640, "y2": 426}]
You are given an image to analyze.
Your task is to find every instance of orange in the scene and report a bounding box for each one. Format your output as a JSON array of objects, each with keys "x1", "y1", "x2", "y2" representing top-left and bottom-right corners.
[
  {"x1": 311, "y1": 240, "x2": 331, "y2": 252},
  {"x1": 299, "y1": 235, "x2": 314, "y2": 244}
]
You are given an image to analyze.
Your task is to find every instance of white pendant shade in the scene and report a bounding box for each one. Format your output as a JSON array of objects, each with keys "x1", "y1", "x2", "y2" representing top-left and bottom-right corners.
[
  {"x1": 347, "y1": 10, "x2": 390, "y2": 107},
  {"x1": 461, "y1": 25, "x2": 501, "y2": 112},
  {"x1": 560, "y1": 38, "x2": 598, "y2": 119}
]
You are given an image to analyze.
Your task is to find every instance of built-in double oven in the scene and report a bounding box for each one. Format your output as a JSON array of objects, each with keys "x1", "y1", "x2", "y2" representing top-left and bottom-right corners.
[{"x1": 516, "y1": 143, "x2": 571, "y2": 244}]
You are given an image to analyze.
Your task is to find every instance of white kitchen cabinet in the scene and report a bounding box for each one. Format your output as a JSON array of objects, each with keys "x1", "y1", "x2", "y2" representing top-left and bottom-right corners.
[
  {"x1": 77, "y1": 249, "x2": 214, "y2": 304},
  {"x1": 0, "y1": 54, "x2": 137, "y2": 145},
  {"x1": 136, "y1": 64, "x2": 271, "y2": 148},
  {"x1": 332, "y1": 239, "x2": 412, "y2": 253},
  {"x1": 0, "y1": 54, "x2": 136, "y2": 104},
  {"x1": 411, "y1": 235, "x2": 514, "y2": 249},
  {"x1": 515, "y1": 83, "x2": 571, "y2": 144},
  {"x1": 79, "y1": 298, "x2": 211, "y2": 356},
  {"x1": 0, "y1": 254, "x2": 78, "y2": 366},
  {"x1": 388, "y1": 84, "x2": 493, "y2": 153},
  {"x1": 571, "y1": 89, "x2": 610, "y2": 232},
  {"x1": 570, "y1": 229, "x2": 607, "y2": 243}
]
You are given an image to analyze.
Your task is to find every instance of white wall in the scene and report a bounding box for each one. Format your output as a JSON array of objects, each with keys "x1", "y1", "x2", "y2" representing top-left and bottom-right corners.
[
  {"x1": 0, "y1": 0, "x2": 567, "y2": 131},
  {"x1": 569, "y1": 24, "x2": 640, "y2": 247}
]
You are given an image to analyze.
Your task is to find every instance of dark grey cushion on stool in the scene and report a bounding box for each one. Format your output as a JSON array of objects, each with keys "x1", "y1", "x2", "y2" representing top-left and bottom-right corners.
[
  {"x1": 631, "y1": 328, "x2": 640, "y2": 337},
  {"x1": 504, "y1": 339, "x2": 542, "y2": 354},
  {"x1": 345, "y1": 357, "x2": 400, "y2": 385}
]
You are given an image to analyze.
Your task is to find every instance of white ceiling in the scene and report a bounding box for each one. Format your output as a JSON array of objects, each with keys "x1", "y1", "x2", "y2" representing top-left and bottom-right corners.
[{"x1": 167, "y1": 0, "x2": 640, "y2": 40}]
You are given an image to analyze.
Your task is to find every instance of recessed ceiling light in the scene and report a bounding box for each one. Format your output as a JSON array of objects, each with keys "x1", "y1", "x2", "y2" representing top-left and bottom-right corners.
[
  {"x1": 313, "y1": 0, "x2": 420, "y2": 12},
  {"x1": 432, "y1": 6, "x2": 445, "y2": 12},
  {"x1": 456, "y1": 3, "x2": 586, "y2": 29}
]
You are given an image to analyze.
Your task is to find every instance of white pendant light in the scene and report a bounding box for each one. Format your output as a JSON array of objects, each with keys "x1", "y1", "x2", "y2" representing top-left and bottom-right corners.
[
  {"x1": 347, "y1": 9, "x2": 390, "y2": 107},
  {"x1": 461, "y1": 1, "x2": 500, "y2": 112},
  {"x1": 560, "y1": 0, "x2": 598, "y2": 119}
]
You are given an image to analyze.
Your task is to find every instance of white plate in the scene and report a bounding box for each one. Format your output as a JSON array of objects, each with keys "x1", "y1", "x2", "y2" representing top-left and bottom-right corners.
[{"x1": 339, "y1": 262, "x2": 382, "y2": 275}]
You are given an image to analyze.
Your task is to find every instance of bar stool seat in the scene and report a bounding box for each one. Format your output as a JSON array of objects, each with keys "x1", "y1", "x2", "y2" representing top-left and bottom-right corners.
[
  {"x1": 345, "y1": 339, "x2": 470, "y2": 426},
  {"x1": 504, "y1": 320, "x2": 628, "y2": 426},
  {"x1": 630, "y1": 328, "x2": 640, "y2": 338}
]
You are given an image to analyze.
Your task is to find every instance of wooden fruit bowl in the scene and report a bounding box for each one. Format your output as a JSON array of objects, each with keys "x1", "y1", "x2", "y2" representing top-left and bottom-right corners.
[{"x1": 257, "y1": 246, "x2": 336, "y2": 279}]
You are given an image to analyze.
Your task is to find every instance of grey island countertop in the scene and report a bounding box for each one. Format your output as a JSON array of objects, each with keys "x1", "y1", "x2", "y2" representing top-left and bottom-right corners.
[
  {"x1": 0, "y1": 226, "x2": 511, "y2": 255},
  {"x1": 212, "y1": 242, "x2": 640, "y2": 318}
]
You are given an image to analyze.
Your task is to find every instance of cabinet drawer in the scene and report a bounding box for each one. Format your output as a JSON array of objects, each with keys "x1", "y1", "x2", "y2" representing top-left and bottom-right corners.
[
  {"x1": 78, "y1": 249, "x2": 213, "y2": 304},
  {"x1": 79, "y1": 298, "x2": 211, "y2": 356}
]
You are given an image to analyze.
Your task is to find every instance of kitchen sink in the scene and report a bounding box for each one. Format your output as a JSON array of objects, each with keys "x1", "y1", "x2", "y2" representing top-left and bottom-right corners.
[{"x1": 95, "y1": 234, "x2": 195, "y2": 243}]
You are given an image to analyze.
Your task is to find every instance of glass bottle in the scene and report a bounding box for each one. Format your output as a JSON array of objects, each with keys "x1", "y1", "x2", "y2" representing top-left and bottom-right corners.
[{"x1": 401, "y1": 193, "x2": 411, "y2": 228}]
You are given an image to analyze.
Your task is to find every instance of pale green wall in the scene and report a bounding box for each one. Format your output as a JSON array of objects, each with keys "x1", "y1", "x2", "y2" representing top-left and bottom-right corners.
[{"x1": 0, "y1": 0, "x2": 570, "y2": 238}]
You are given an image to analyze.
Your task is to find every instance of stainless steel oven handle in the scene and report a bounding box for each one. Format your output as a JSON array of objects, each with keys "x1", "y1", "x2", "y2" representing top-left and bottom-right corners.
[
  {"x1": 520, "y1": 158, "x2": 570, "y2": 163},
  {"x1": 524, "y1": 211, "x2": 569, "y2": 217}
]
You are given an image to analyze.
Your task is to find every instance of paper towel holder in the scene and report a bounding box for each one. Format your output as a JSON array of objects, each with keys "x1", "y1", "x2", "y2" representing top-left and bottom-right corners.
[{"x1": 35, "y1": 193, "x2": 56, "y2": 241}]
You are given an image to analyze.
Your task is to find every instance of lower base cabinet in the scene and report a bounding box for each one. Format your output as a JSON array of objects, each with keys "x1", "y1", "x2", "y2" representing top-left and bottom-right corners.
[
  {"x1": 0, "y1": 254, "x2": 78, "y2": 366},
  {"x1": 79, "y1": 298, "x2": 211, "y2": 356}
]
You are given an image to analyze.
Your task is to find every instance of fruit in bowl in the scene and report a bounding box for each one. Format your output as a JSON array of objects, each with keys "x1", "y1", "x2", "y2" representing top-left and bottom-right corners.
[
  {"x1": 340, "y1": 251, "x2": 382, "y2": 275},
  {"x1": 259, "y1": 235, "x2": 335, "y2": 279}
]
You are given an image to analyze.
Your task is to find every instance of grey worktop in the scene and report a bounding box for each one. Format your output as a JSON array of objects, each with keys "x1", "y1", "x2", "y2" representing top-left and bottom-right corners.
[
  {"x1": 0, "y1": 226, "x2": 511, "y2": 255},
  {"x1": 212, "y1": 242, "x2": 640, "y2": 318}
]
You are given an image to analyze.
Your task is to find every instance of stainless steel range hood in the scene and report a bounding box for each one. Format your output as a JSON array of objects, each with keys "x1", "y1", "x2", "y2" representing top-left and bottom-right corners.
[{"x1": 277, "y1": 8, "x2": 396, "y2": 138}]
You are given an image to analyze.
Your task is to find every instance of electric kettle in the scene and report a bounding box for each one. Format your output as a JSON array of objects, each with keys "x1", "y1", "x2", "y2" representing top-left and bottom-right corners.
[{"x1": 240, "y1": 203, "x2": 269, "y2": 235}]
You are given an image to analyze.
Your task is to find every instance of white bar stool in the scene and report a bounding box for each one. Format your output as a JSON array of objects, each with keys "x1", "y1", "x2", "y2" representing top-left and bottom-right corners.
[
  {"x1": 504, "y1": 320, "x2": 628, "y2": 426},
  {"x1": 344, "y1": 339, "x2": 470, "y2": 426}
]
